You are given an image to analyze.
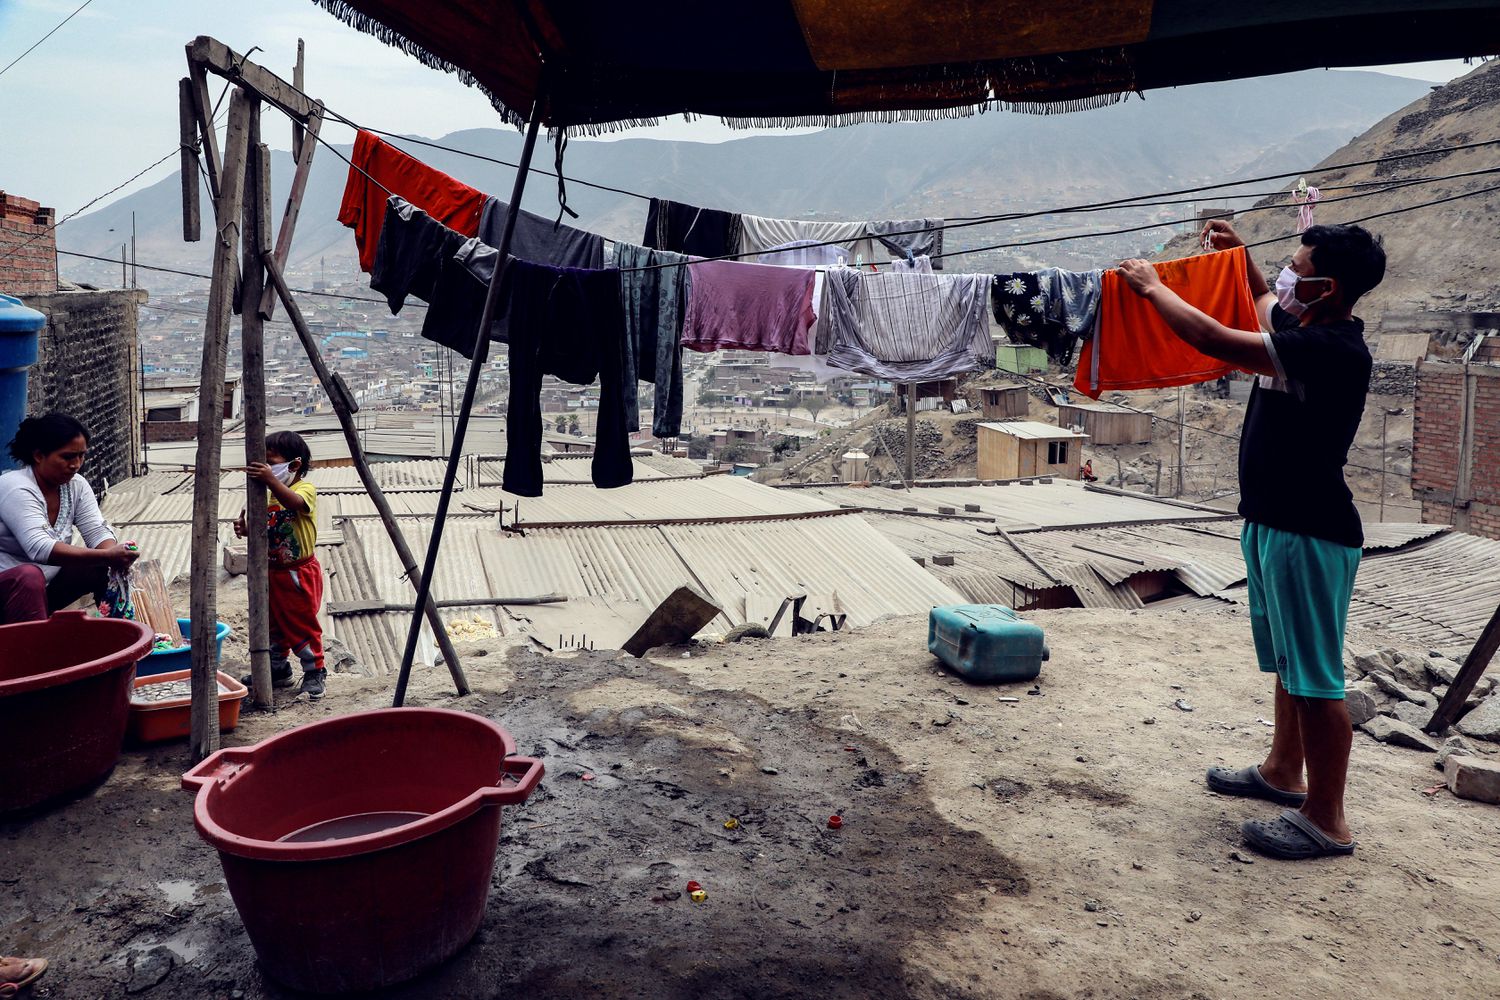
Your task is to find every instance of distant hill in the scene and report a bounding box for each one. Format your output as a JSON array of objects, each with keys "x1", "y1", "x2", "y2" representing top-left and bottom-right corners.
[
  {"x1": 58, "y1": 69, "x2": 1427, "y2": 288},
  {"x1": 1163, "y1": 59, "x2": 1500, "y2": 322}
]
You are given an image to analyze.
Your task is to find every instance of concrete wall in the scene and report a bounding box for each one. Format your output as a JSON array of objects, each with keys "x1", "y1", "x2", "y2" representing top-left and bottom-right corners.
[
  {"x1": 1412, "y1": 360, "x2": 1500, "y2": 539},
  {"x1": 24, "y1": 289, "x2": 146, "y2": 491},
  {"x1": 143, "y1": 420, "x2": 199, "y2": 444},
  {"x1": 0, "y1": 192, "x2": 57, "y2": 297}
]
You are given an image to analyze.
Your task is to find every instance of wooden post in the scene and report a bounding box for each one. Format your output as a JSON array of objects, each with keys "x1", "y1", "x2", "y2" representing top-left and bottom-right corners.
[
  {"x1": 905, "y1": 382, "x2": 917, "y2": 483},
  {"x1": 242, "y1": 119, "x2": 275, "y2": 708},
  {"x1": 1176, "y1": 386, "x2": 1186, "y2": 498},
  {"x1": 186, "y1": 60, "x2": 223, "y2": 202},
  {"x1": 291, "y1": 39, "x2": 305, "y2": 161},
  {"x1": 189, "y1": 87, "x2": 253, "y2": 761},
  {"x1": 178, "y1": 78, "x2": 200, "y2": 241},
  {"x1": 258, "y1": 103, "x2": 323, "y2": 320},
  {"x1": 1426, "y1": 602, "x2": 1500, "y2": 734},
  {"x1": 263, "y1": 257, "x2": 468, "y2": 693}
]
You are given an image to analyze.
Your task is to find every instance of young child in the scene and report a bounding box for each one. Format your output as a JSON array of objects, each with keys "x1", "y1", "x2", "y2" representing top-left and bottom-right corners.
[{"x1": 235, "y1": 431, "x2": 325, "y2": 699}]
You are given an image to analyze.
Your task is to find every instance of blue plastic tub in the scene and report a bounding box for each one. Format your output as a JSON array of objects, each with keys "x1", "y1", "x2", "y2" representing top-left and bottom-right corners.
[
  {"x1": 928, "y1": 605, "x2": 1048, "y2": 683},
  {"x1": 139, "y1": 619, "x2": 231, "y2": 677}
]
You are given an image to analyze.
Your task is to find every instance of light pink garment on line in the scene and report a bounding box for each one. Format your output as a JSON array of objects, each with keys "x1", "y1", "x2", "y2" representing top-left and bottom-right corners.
[{"x1": 681, "y1": 259, "x2": 816, "y2": 355}]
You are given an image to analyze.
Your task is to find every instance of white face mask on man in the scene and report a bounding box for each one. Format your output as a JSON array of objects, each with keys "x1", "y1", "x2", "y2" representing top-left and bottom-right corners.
[{"x1": 1274, "y1": 266, "x2": 1331, "y2": 317}]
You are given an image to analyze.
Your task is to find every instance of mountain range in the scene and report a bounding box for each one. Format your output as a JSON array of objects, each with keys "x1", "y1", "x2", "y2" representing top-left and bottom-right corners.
[{"x1": 58, "y1": 69, "x2": 1429, "y2": 288}]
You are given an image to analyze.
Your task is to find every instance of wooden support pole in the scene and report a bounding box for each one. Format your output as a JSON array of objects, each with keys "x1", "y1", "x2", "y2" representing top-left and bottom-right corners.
[
  {"x1": 189, "y1": 86, "x2": 253, "y2": 762},
  {"x1": 1176, "y1": 386, "x2": 1186, "y2": 498},
  {"x1": 258, "y1": 103, "x2": 323, "y2": 321},
  {"x1": 188, "y1": 36, "x2": 316, "y2": 119},
  {"x1": 263, "y1": 257, "x2": 468, "y2": 692},
  {"x1": 187, "y1": 60, "x2": 222, "y2": 202},
  {"x1": 905, "y1": 382, "x2": 917, "y2": 483},
  {"x1": 178, "y1": 77, "x2": 201, "y2": 242},
  {"x1": 291, "y1": 39, "x2": 305, "y2": 161},
  {"x1": 393, "y1": 95, "x2": 546, "y2": 707},
  {"x1": 1426, "y1": 602, "x2": 1500, "y2": 734},
  {"x1": 242, "y1": 122, "x2": 275, "y2": 709}
]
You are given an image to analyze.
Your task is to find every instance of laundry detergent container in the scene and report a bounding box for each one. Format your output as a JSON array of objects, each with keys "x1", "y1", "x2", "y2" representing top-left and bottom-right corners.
[
  {"x1": 183, "y1": 708, "x2": 543, "y2": 994},
  {"x1": 0, "y1": 610, "x2": 153, "y2": 813},
  {"x1": 929, "y1": 604, "x2": 1049, "y2": 683}
]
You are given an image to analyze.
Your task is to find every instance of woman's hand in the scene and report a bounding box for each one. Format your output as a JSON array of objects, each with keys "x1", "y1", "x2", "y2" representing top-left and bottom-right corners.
[{"x1": 101, "y1": 543, "x2": 140, "y2": 573}]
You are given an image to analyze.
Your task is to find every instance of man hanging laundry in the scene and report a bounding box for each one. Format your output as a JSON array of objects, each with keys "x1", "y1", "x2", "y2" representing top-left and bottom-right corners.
[{"x1": 1116, "y1": 220, "x2": 1385, "y2": 861}]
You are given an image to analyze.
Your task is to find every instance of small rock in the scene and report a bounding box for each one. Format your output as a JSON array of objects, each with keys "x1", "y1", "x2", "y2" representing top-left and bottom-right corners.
[
  {"x1": 1435, "y1": 735, "x2": 1475, "y2": 771},
  {"x1": 1361, "y1": 717, "x2": 1438, "y2": 752},
  {"x1": 1344, "y1": 685, "x2": 1379, "y2": 727},
  {"x1": 1142, "y1": 717, "x2": 1157, "y2": 725},
  {"x1": 1187, "y1": 910, "x2": 1203, "y2": 922},
  {"x1": 1456, "y1": 695, "x2": 1500, "y2": 742},
  {"x1": 1131, "y1": 861, "x2": 1145, "y2": 870},
  {"x1": 1387, "y1": 652, "x2": 1435, "y2": 690},
  {"x1": 126, "y1": 947, "x2": 174, "y2": 994},
  {"x1": 1230, "y1": 851, "x2": 1255, "y2": 865},
  {"x1": 1084, "y1": 899, "x2": 1101, "y2": 912},
  {"x1": 760, "y1": 766, "x2": 779, "y2": 775},
  {"x1": 1444, "y1": 755, "x2": 1500, "y2": 804},
  {"x1": 1369, "y1": 671, "x2": 1433, "y2": 707},
  {"x1": 1426, "y1": 657, "x2": 1463, "y2": 687},
  {"x1": 1173, "y1": 699, "x2": 1195, "y2": 712},
  {"x1": 1390, "y1": 701, "x2": 1435, "y2": 731}
]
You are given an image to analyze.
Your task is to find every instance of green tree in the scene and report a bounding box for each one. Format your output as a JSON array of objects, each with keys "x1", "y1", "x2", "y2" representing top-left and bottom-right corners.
[
  {"x1": 802, "y1": 393, "x2": 827, "y2": 425},
  {"x1": 567, "y1": 415, "x2": 581, "y2": 435},
  {"x1": 554, "y1": 415, "x2": 568, "y2": 434}
]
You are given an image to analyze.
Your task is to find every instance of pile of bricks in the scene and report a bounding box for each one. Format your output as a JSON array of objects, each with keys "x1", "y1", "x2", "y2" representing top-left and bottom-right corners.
[{"x1": 0, "y1": 192, "x2": 58, "y2": 297}]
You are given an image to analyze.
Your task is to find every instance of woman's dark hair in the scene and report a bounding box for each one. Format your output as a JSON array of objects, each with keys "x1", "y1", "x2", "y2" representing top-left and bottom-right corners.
[
  {"x1": 8, "y1": 412, "x2": 90, "y2": 466},
  {"x1": 265, "y1": 430, "x2": 312, "y2": 477},
  {"x1": 1301, "y1": 224, "x2": 1386, "y2": 306}
]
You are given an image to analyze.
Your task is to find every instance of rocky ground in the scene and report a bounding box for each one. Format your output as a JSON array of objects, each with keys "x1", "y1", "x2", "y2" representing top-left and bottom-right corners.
[{"x1": 5, "y1": 603, "x2": 1499, "y2": 1000}]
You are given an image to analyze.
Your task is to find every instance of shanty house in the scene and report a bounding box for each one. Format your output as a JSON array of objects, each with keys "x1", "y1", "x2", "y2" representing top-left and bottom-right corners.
[{"x1": 977, "y1": 421, "x2": 1089, "y2": 480}]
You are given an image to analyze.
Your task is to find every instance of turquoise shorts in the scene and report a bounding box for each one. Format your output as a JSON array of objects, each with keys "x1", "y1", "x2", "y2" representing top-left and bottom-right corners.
[{"x1": 1241, "y1": 522, "x2": 1361, "y2": 700}]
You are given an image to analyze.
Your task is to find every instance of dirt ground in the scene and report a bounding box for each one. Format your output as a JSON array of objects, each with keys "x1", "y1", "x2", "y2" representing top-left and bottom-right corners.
[{"x1": 5, "y1": 604, "x2": 1499, "y2": 999}]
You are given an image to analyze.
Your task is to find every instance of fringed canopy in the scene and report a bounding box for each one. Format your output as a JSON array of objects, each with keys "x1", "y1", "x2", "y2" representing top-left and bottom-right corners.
[{"x1": 309, "y1": 1, "x2": 1500, "y2": 132}]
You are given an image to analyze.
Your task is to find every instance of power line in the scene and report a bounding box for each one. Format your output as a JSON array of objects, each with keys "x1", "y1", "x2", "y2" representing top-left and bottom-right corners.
[{"x1": 0, "y1": 0, "x2": 96, "y2": 80}]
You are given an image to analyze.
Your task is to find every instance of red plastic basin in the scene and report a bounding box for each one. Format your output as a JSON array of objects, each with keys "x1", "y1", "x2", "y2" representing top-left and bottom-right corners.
[
  {"x1": 182, "y1": 708, "x2": 543, "y2": 994},
  {"x1": 0, "y1": 610, "x2": 153, "y2": 814}
]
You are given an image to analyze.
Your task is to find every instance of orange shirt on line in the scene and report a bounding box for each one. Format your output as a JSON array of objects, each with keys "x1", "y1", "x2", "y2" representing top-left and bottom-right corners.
[
  {"x1": 337, "y1": 130, "x2": 488, "y2": 272},
  {"x1": 1075, "y1": 246, "x2": 1260, "y2": 399}
]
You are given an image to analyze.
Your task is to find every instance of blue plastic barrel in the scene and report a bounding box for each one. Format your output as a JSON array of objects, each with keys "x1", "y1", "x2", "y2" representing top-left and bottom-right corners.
[{"x1": 0, "y1": 294, "x2": 45, "y2": 468}]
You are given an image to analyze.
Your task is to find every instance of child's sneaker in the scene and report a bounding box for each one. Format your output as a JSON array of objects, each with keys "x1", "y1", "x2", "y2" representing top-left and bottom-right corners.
[
  {"x1": 298, "y1": 668, "x2": 327, "y2": 701},
  {"x1": 241, "y1": 661, "x2": 295, "y2": 689}
]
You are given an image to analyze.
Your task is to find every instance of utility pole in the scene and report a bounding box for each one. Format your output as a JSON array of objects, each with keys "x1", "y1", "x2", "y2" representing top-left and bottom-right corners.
[
  {"x1": 131, "y1": 211, "x2": 138, "y2": 288},
  {"x1": 905, "y1": 381, "x2": 917, "y2": 483},
  {"x1": 1380, "y1": 406, "x2": 1405, "y2": 522},
  {"x1": 1175, "y1": 386, "x2": 1186, "y2": 498},
  {"x1": 121, "y1": 243, "x2": 128, "y2": 287}
]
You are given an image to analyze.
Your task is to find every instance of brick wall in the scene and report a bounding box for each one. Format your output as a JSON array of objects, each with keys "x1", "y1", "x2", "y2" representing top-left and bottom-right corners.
[
  {"x1": 24, "y1": 289, "x2": 145, "y2": 490},
  {"x1": 1413, "y1": 360, "x2": 1500, "y2": 539},
  {"x1": 0, "y1": 192, "x2": 58, "y2": 297},
  {"x1": 142, "y1": 420, "x2": 198, "y2": 444}
]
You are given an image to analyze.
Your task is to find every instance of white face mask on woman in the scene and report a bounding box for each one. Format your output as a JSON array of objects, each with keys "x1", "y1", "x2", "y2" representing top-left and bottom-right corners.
[{"x1": 1274, "y1": 266, "x2": 1330, "y2": 317}]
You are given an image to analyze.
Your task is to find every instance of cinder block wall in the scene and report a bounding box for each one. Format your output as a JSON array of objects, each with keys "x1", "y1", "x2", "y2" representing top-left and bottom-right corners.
[
  {"x1": 23, "y1": 289, "x2": 146, "y2": 491},
  {"x1": 1413, "y1": 360, "x2": 1500, "y2": 539},
  {"x1": 0, "y1": 192, "x2": 58, "y2": 297}
]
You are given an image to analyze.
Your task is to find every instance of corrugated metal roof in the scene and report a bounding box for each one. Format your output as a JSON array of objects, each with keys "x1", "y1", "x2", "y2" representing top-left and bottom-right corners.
[
  {"x1": 1346, "y1": 531, "x2": 1500, "y2": 645},
  {"x1": 781, "y1": 480, "x2": 1225, "y2": 531},
  {"x1": 311, "y1": 460, "x2": 457, "y2": 492},
  {"x1": 977, "y1": 420, "x2": 1089, "y2": 440},
  {"x1": 1052, "y1": 563, "x2": 1144, "y2": 610},
  {"x1": 1360, "y1": 522, "x2": 1449, "y2": 552}
]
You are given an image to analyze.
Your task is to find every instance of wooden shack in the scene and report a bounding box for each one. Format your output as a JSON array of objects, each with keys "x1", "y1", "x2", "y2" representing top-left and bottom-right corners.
[
  {"x1": 977, "y1": 421, "x2": 1089, "y2": 480},
  {"x1": 1056, "y1": 402, "x2": 1153, "y2": 445},
  {"x1": 980, "y1": 385, "x2": 1029, "y2": 420}
]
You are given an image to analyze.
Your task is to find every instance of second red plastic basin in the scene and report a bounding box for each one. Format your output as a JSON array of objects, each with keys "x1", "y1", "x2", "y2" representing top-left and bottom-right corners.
[
  {"x1": 0, "y1": 611, "x2": 152, "y2": 814},
  {"x1": 182, "y1": 707, "x2": 543, "y2": 994}
]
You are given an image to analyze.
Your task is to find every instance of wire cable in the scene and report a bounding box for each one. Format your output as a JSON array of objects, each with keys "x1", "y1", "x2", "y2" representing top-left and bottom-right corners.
[{"x1": 0, "y1": 0, "x2": 96, "y2": 80}]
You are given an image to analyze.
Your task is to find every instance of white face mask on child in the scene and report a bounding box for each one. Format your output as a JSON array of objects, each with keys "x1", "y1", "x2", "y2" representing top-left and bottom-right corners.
[{"x1": 270, "y1": 460, "x2": 297, "y2": 485}]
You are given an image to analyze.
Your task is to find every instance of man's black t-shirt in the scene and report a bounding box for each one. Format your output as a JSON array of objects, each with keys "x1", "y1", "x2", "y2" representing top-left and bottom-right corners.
[{"x1": 1238, "y1": 304, "x2": 1371, "y2": 548}]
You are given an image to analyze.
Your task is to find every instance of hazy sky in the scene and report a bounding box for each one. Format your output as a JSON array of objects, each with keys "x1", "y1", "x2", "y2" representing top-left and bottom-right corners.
[{"x1": 0, "y1": 0, "x2": 1480, "y2": 214}]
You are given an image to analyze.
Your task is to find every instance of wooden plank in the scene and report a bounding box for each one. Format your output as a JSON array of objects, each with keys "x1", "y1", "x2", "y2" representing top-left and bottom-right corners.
[
  {"x1": 622, "y1": 585, "x2": 723, "y2": 657},
  {"x1": 291, "y1": 39, "x2": 305, "y2": 160},
  {"x1": 258, "y1": 103, "x2": 323, "y2": 320},
  {"x1": 178, "y1": 77, "x2": 201, "y2": 242},
  {"x1": 188, "y1": 35, "x2": 315, "y2": 119},
  {"x1": 263, "y1": 256, "x2": 469, "y2": 693},
  {"x1": 1427, "y1": 602, "x2": 1500, "y2": 734},
  {"x1": 186, "y1": 60, "x2": 222, "y2": 203},
  {"x1": 189, "y1": 86, "x2": 252, "y2": 762},
  {"x1": 242, "y1": 131, "x2": 274, "y2": 708}
]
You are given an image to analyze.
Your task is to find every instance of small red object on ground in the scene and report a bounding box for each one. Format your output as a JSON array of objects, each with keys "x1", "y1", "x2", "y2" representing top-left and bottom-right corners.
[
  {"x1": 685, "y1": 879, "x2": 702, "y2": 893},
  {"x1": 581, "y1": 772, "x2": 595, "y2": 781},
  {"x1": 827, "y1": 815, "x2": 843, "y2": 830}
]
